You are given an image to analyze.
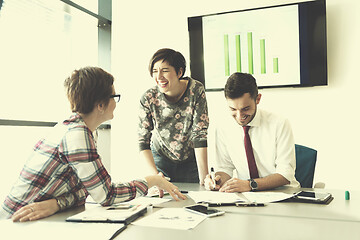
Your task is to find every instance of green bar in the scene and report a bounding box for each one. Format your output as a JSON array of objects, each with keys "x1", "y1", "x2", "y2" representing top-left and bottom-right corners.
[
  {"x1": 273, "y1": 57, "x2": 279, "y2": 73},
  {"x1": 260, "y1": 39, "x2": 266, "y2": 74},
  {"x1": 224, "y1": 34, "x2": 230, "y2": 76},
  {"x1": 247, "y1": 32, "x2": 253, "y2": 74},
  {"x1": 236, "y1": 35, "x2": 241, "y2": 72}
]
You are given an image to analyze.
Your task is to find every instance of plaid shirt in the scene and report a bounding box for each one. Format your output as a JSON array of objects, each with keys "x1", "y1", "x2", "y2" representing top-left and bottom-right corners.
[{"x1": 1, "y1": 114, "x2": 148, "y2": 217}]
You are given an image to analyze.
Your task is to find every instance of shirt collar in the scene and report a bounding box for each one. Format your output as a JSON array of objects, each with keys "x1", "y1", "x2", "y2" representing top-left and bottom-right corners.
[
  {"x1": 63, "y1": 113, "x2": 83, "y2": 125},
  {"x1": 246, "y1": 108, "x2": 261, "y2": 128}
]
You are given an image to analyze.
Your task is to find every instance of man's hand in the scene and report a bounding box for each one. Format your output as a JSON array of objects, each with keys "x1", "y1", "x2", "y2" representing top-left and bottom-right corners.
[
  {"x1": 219, "y1": 178, "x2": 251, "y2": 193},
  {"x1": 204, "y1": 174, "x2": 221, "y2": 191}
]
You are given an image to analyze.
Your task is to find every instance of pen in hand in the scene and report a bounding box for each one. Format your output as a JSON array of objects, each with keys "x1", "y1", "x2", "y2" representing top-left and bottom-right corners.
[{"x1": 210, "y1": 167, "x2": 216, "y2": 190}]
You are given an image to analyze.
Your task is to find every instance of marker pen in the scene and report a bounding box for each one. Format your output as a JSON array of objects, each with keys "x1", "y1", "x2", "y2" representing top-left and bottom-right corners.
[
  {"x1": 345, "y1": 191, "x2": 350, "y2": 200},
  {"x1": 130, "y1": 204, "x2": 141, "y2": 211}
]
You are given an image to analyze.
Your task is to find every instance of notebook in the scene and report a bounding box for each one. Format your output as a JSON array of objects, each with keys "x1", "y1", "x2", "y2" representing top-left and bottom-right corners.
[{"x1": 66, "y1": 204, "x2": 148, "y2": 225}]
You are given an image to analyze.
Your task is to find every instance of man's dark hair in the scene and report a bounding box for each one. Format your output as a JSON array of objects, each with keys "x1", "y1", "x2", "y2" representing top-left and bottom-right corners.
[
  {"x1": 224, "y1": 72, "x2": 258, "y2": 100},
  {"x1": 148, "y1": 48, "x2": 186, "y2": 79}
]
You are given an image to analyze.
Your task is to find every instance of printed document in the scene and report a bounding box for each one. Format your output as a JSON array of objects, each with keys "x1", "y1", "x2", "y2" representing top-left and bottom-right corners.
[
  {"x1": 132, "y1": 208, "x2": 206, "y2": 230},
  {"x1": 242, "y1": 191, "x2": 295, "y2": 203},
  {"x1": 187, "y1": 191, "x2": 247, "y2": 204}
]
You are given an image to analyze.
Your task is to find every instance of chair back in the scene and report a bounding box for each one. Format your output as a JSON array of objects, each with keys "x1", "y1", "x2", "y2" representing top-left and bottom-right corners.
[{"x1": 295, "y1": 144, "x2": 317, "y2": 188}]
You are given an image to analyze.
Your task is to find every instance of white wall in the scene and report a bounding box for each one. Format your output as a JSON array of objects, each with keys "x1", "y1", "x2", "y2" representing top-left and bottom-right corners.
[{"x1": 111, "y1": 0, "x2": 360, "y2": 190}]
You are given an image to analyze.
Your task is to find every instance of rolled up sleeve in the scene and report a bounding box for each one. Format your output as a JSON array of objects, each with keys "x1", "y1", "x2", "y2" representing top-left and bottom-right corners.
[{"x1": 274, "y1": 119, "x2": 298, "y2": 186}]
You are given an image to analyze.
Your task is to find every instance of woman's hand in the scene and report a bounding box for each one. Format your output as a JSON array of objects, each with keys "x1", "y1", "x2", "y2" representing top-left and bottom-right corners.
[
  {"x1": 12, "y1": 199, "x2": 60, "y2": 222},
  {"x1": 145, "y1": 175, "x2": 187, "y2": 201},
  {"x1": 156, "y1": 172, "x2": 166, "y2": 198}
]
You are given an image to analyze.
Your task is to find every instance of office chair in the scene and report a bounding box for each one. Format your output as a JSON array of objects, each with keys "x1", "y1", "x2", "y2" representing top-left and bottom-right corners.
[{"x1": 294, "y1": 144, "x2": 323, "y2": 188}]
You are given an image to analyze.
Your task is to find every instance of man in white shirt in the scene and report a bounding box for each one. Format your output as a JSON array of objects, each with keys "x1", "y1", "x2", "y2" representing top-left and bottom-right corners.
[{"x1": 205, "y1": 73, "x2": 299, "y2": 192}]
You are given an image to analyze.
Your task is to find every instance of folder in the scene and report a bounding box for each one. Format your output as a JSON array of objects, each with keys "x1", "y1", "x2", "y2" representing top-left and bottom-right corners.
[{"x1": 66, "y1": 204, "x2": 148, "y2": 225}]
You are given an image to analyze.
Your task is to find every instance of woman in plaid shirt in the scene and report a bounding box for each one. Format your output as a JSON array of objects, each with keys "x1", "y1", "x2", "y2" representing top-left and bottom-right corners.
[{"x1": 0, "y1": 67, "x2": 185, "y2": 222}]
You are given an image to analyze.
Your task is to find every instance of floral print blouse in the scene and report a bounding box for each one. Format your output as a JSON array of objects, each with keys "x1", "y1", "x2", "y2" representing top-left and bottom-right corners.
[{"x1": 138, "y1": 77, "x2": 209, "y2": 162}]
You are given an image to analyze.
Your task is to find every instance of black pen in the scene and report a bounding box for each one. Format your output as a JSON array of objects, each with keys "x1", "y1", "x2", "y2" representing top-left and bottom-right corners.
[
  {"x1": 150, "y1": 190, "x2": 188, "y2": 197},
  {"x1": 208, "y1": 202, "x2": 237, "y2": 207},
  {"x1": 109, "y1": 224, "x2": 127, "y2": 240},
  {"x1": 208, "y1": 202, "x2": 265, "y2": 207},
  {"x1": 236, "y1": 202, "x2": 265, "y2": 207}
]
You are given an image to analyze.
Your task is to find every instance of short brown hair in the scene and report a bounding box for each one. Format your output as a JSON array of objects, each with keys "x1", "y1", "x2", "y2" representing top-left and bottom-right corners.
[
  {"x1": 224, "y1": 72, "x2": 258, "y2": 100},
  {"x1": 64, "y1": 66, "x2": 114, "y2": 114},
  {"x1": 148, "y1": 48, "x2": 186, "y2": 79}
]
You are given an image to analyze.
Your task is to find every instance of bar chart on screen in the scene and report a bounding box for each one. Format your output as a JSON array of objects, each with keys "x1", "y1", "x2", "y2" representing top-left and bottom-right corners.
[
  {"x1": 202, "y1": 4, "x2": 301, "y2": 89},
  {"x1": 223, "y1": 32, "x2": 279, "y2": 77}
]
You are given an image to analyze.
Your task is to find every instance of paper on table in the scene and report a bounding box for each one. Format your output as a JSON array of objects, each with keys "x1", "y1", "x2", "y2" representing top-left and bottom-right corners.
[
  {"x1": 147, "y1": 186, "x2": 166, "y2": 197},
  {"x1": 127, "y1": 196, "x2": 172, "y2": 205},
  {"x1": 242, "y1": 191, "x2": 295, "y2": 203},
  {"x1": 86, "y1": 194, "x2": 171, "y2": 206},
  {"x1": 187, "y1": 191, "x2": 247, "y2": 204},
  {"x1": 132, "y1": 208, "x2": 206, "y2": 230}
]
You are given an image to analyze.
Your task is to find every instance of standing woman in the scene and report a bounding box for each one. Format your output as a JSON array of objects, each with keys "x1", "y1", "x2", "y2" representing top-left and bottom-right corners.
[
  {"x1": 0, "y1": 66, "x2": 185, "y2": 222},
  {"x1": 138, "y1": 48, "x2": 209, "y2": 185}
]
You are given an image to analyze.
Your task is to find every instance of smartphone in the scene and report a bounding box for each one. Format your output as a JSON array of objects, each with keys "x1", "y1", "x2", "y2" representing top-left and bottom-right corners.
[
  {"x1": 295, "y1": 191, "x2": 331, "y2": 202},
  {"x1": 184, "y1": 204, "x2": 225, "y2": 217}
]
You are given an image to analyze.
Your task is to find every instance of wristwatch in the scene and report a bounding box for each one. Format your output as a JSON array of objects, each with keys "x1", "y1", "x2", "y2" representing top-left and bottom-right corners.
[
  {"x1": 249, "y1": 179, "x2": 258, "y2": 191},
  {"x1": 56, "y1": 197, "x2": 66, "y2": 211}
]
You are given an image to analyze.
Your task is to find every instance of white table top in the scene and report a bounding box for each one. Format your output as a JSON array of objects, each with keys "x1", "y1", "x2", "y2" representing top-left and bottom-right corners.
[{"x1": 2, "y1": 183, "x2": 360, "y2": 240}]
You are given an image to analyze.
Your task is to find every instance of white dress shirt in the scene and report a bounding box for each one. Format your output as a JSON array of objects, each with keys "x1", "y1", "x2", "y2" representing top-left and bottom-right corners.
[{"x1": 214, "y1": 108, "x2": 300, "y2": 187}]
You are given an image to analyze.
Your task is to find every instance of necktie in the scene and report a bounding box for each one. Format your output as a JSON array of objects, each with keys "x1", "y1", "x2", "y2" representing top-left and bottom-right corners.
[{"x1": 243, "y1": 126, "x2": 259, "y2": 179}]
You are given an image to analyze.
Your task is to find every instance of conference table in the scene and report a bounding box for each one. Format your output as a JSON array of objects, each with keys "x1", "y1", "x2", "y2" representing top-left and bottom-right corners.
[{"x1": 1, "y1": 183, "x2": 360, "y2": 240}]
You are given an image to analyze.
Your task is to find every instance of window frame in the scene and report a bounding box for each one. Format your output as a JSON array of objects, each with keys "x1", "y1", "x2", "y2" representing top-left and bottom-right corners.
[{"x1": 0, "y1": 0, "x2": 112, "y2": 129}]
